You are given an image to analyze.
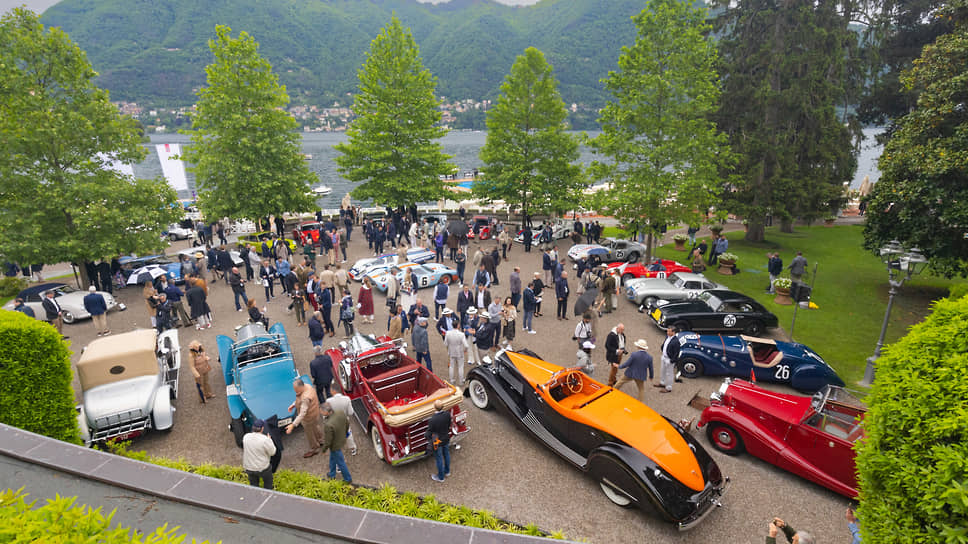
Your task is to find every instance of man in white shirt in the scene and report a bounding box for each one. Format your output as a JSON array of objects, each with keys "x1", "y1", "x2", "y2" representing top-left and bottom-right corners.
[
  {"x1": 655, "y1": 327, "x2": 682, "y2": 393},
  {"x1": 326, "y1": 392, "x2": 357, "y2": 455},
  {"x1": 242, "y1": 419, "x2": 277, "y2": 489}
]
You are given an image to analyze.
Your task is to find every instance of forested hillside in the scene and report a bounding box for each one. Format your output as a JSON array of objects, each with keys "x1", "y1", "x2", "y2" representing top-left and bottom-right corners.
[{"x1": 41, "y1": 0, "x2": 644, "y2": 106}]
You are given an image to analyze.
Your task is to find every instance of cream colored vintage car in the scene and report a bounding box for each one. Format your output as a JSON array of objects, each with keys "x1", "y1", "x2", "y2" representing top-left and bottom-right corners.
[{"x1": 75, "y1": 328, "x2": 180, "y2": 445}]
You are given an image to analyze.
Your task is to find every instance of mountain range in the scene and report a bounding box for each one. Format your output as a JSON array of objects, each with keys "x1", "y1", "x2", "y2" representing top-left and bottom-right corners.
[{"x1": 41, "y1": 0, "x2": 647, "y2": 107}]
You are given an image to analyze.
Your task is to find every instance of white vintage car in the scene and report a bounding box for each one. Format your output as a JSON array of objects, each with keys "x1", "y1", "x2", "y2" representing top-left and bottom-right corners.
[
  {"x1": 75, "y1": 329, "x2": 180, "y2": 446},
  {"x1": 2, "y1": 282, "x2": 120, "y2": 324}
]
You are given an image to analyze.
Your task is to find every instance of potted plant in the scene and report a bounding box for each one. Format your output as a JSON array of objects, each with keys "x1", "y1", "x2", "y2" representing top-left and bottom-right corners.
[
  {"x1": 709, "y1": 224, "x2": 724, "y2": 236},
  {"x1": 772, "y1": 277, "x2": 793, "y2": 305},
  {"x1": 741, "y1": 219, "x2": 749, "y2": 232},
  {"x1": 824, "y1": 215, "x2": 836, "y2": 227},
  {"x1": 717, "y1": 252, "x2": 738, "y2": 275},
  {"x1": 673, "y1": 233, "x2": 689, "y2": 250}
]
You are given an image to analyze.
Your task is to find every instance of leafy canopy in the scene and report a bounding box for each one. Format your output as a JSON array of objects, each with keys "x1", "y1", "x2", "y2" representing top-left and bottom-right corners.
[
  {"x1": 181, "y1": 25, "x2": 317, "y2": 221},
  {"x1": 0, "y1": 8, "x2": 180, "y2": 267},
  {"x1": 588, "y1": 0, "x2": 728, "y2": 261},
  {"x1": 476, "y1": 47, "x2": 582, "y2": 219},
  {"x1": 335, "y1": 16, "x2": 454, "y2": 208},
  {"x1": 863, "y1": 16, "x2": 968, "y2": 278},
  {"x1": 855, "y1": 293, "x2": 968, "y2": 543},
  {"x1": 713, "y1": 0, "x2": 858, "y2": 241}
]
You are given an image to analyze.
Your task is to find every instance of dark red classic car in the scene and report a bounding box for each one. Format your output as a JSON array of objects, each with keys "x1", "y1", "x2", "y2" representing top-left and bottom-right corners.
[
  {"x1": 466, "y1": 215, "x2": 494, "y2": 240},
  {"x1": 696, "y1": 379, "x2": 865, "y2": 498},
  {"x1": 328, "y1": 334, "x2": 469, "y2": 465},
  {"x1": 292, "y1": 221, "x2": 324, "y2": 246},
  {"x1": 608, "y1": 259, "x2": 692, "y2": 284}
]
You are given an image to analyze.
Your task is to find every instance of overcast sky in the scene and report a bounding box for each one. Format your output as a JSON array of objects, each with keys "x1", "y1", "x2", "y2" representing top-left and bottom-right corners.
[{"x1": 1, "y1": 0, "x2": 541, "y2": 16}]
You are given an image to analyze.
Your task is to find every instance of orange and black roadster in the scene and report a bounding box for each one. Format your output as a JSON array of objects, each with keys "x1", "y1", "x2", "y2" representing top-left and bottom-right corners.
[{"x1": 465, "y1": 349, "x2": 728, "y2": 530}]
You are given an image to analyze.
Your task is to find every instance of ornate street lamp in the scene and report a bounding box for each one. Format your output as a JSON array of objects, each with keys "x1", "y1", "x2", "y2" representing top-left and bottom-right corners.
[{"x1": 861, "y1": 241, "x2": 929, "y2": 385}]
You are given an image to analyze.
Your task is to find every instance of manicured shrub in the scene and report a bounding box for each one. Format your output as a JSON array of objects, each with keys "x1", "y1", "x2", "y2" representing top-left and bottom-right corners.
[
  {"x1": 948, "y1": 283, "x2": 968, "y2": 300},
  {"x1": 0, "y1": 310, "x2": 79, "y2": 443},
  {"x1": 855, "y1": 295, "x2": 968, "y2": 543},
  {"x1": 0, "y1": 488, "x2": 210, "y2": 543},
  {"x1": 0, "y1": 276, "x2": 27, "y2": 298}
]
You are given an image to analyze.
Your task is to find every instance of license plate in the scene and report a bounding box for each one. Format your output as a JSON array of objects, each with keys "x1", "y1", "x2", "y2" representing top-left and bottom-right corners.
[
  {"x1": 651, "y1": 308, "x2": 662, "y2": 321},
  {"x1": 277, "y1": 417, "x2": 292, "y2": 427}
]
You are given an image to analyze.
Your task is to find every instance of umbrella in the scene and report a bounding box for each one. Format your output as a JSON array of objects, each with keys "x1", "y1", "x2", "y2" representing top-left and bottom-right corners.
[
  {"x1": 583, "y1": 247, "x2": 610, "y2": 257},
  {"x1": 127, "y1": 265, "x2": 169, "y2": 285},
  {"x1": 447, "y1": 219, "x2": 468, "y2": 237},
  {"x1": 574, "y1": 286, "x2": 600, "y2": 317}
]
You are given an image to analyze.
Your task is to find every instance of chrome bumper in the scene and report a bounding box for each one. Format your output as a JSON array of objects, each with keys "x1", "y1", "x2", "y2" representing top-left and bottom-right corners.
[{"x1": 678, "y1": 476, "x2": 730, "y2": 531}]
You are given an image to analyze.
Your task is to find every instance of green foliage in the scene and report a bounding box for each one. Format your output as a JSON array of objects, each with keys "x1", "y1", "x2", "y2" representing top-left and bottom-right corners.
[
  {"x1": 863, "y1": 22, "x2": 968, "y2": 278},
  {"x1": 181, "y1": 25, "x2": 316, "y2": 221},
  {"x1": 855, "y1": 295, "x2": 968, "y2": 543},
  {"x1": 0, "y1": 277, "x2": 27, "y2": 298},
  {"x1": 40, "y1": 0, "x2": 645, "y2": 109},
  {"x1": 103, "y1": 443, "x2": 562, "y2": 537},
  {"x1": 0, "y1": 488, "x2": 212, "y2": 543},
  {"x1": 713, "y1": 0, "x2": 858, "y2": 241},
  {"x1": 0, "y1": 8, "x2": 181, "y2": 269},
  {"x1": 588, "y1": 0, "x2": 729, "y2": 263},
  {"x1": 0, "y1": 310, "x2": 79, "y2": 444},
  {"x1": 950, "y1": 283, "x2": 968, "y2": 300},
  {"x1": 476, "y1": 47, "x2": 583, "y2": 218},
  {"x1": 335, "y1": 16, "x2": 454, "y2": 207}
]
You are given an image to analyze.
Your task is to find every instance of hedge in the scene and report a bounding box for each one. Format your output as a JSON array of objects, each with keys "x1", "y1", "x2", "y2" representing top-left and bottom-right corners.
[
  {"x1": 855, "y1": 295, "x2": 968, "y2": 543},
  {"x1": 104, "y1": 442, "x2": 565, "y2": 539},
  {"x1": 0, "y1": 310, "x2": 79, "y2": 443},
  {"x1": 0, "y1": 488, "x2": 212, "y2": 543}
]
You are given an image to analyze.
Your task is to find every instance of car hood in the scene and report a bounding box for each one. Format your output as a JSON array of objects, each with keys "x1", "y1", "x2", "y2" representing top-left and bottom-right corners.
[
  {"x1": 238, "y1": 362, "x2": 298, "y2": 421},
  {"x1": 568, "y1": 244, "x2": 605, "y2": 258},
  {"x1": 625, "y1": 277, "x2": 673, "y2": 290},
  {"x1": 82, "y1": 375, "x2": 158, "y2": 423},
  {"x1": 61, "y1": 292, "x2": 117, "y2": 314},
  {"x1": 724, "y1": 380, "x2": 813, "y2": 426}
]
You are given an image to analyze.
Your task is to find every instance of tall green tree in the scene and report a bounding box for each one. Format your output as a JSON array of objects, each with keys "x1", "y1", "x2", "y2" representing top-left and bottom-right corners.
[
  {"x1": 587, "y1": 0, "x2": 728, "y2": 262},
  {"x1": 713, "y1": 0, "x2": 859, "y2": 241},
  {"x1": 182, "y1": 25, "x2": 316, "y2": 222},
  {"x1": 863, "y1": 13, "x2": 968, "y2": 278},
  {"x1": 0, "y1": 8, "x2": 179, "y2": 282},
  {"x1": 475, "y1": 47, "x2": 582, "y2": 220},
  {"x1": 335, "y1": 16, "x2": 454, "y2": 207}
]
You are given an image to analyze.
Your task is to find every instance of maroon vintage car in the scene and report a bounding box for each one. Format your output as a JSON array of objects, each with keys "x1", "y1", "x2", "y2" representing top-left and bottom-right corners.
[
  {"x1": 292, "y1": 221, "x2": 324, "y2": 246},
  {"x1": 466, "y1": 215, "x2": 494, "y2": 240},
  {"x1": 328, "y1": 334, "x2": 469, "y2": 465},
  {"x1": 696, "y1": 379, "x2": 865, "y2": 498}
]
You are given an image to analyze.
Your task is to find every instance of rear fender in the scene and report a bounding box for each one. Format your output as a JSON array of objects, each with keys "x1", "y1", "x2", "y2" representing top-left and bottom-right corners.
[
  {"x1": 226, "y1": 390, "x2": 246, "y2": 420},
  {"x1": 775, "y1": 445, "x2": 857, "y2": 498},
  {"x1": 151, "y1": 386, "x2": 174, "y2": 430},
  {"x1": 217, "y1": 334, "x2": 235, "y2": 386},
  {"x1": 586, "y1": 443, "x2": 663, "y2": 518}
]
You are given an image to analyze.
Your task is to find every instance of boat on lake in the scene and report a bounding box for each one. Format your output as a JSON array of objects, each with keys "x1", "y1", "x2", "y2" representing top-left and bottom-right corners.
[{"x1": 312, "y1": 185, "x2": 333, "y2": 196}]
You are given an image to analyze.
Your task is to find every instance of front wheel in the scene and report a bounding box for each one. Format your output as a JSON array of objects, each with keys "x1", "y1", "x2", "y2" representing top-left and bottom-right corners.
[
  {"x1": 338, "y1": 363, "x2": 352, "y2": 393},
  {"x1": 467, "y1": 378, "x2": 491, "y2": 410},
  {"x1": 743, "y1": 321, "x2": 764, "y2": 336},
  {"x1": 626, "y1": 252, "x2": 639, "y2": 263},
  {"x1": 370, "y1": 425, "x2": 386, "y2": 460},
  {"x1": 706, "y1": 422, "x2": 745, "y2": 455},
  {"x1": 642, "y1": 296, "x2": 657, "y2": 309},
  {"x1": 230, "y1": 418, "x2": 245, "y2": 448},
  {"x1": 678, "y1": 357, "x2": 704, "y2": 379},
  {"x1": 671, "y1": 320, "x2": 690, "y2": 332},
  {"x1": 169, "y1": 234, "x2": 178, "y2": 242},
  {"x1": 61, "y1": 311, "x2": 75, "y2": 324}
]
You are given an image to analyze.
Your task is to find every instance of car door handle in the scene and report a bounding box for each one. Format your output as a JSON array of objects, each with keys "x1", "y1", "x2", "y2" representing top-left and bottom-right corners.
[{"x1": 828, "y1": 441, "x2": 836, "y2": 448}]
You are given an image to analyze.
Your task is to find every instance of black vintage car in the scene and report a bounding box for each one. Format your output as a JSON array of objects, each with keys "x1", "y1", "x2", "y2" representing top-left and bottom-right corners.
[
  {"x1": 465, "y1": 349, "x2": 728, "y2": 530},
  {"x1": 648, "y1": 289, "x2": 779, "y2": 336}
]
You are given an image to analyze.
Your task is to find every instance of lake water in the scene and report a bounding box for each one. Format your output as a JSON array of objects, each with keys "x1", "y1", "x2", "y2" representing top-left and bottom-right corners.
[{"x1": 137, "y1": 128, "x2": 883, "y2": 207}]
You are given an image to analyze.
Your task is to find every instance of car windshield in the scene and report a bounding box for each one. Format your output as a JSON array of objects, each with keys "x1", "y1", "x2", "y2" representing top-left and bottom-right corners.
[
  {"x1": 300, "y1": 224, "x2": 320, "y2": 232},
  {"x1": 698, "y1": 291, "x2": 723, "y2": 310},
  {"x1": 670, "y1": 274, "x2": 685, "y2": 288},
  {"x1": 53, "y1": 285, "x2": 75, "y2": 296}
]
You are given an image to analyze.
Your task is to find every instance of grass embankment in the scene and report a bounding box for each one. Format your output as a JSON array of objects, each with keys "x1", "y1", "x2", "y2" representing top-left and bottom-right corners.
[
  {"x1": 653, "y1": 225, "x2": 961, "y2": 387},
  {"x1": 104, "y1": 443, "x2": 566, "y2": 539}
]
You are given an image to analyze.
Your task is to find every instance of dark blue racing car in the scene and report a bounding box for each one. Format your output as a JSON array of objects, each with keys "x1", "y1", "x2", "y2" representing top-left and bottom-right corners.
[{"x1": 675, "y1": 333, "x2": 844, "y2": 393}]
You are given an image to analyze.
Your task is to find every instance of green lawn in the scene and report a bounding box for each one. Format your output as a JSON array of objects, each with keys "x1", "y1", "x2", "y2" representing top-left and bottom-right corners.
[{"x1": 654, "y1": 225, "x2": 962, "y2": 388}]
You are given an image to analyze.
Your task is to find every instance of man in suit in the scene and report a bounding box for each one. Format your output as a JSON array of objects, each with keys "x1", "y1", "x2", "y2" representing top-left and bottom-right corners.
[
  {"x1": 542, "y1": 248, "x2": 554, "y2": 285},
  {"x1": 604, "y1": 323, "x2": 627, "y2": 387},
  {"x1": 42, "y1": 290, "x2": 66, "y2": 338},
  {"x1": 82, "y1": 286, "x2": 110, "y2": 336},
  {"x1": 655, "y1": 326, "x2": 682, "y2": 393},
  {"x1": 309, "y1": 345, "x2": 333, "y2": 401},
  {"x1": 456, "y1": 284, "x2": 474, "y2": 328},
  {"x1": 555, "y1": 271, "x2": 570, "y2": 320}
]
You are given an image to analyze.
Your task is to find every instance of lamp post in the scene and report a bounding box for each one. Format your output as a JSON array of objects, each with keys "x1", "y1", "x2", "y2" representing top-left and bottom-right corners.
[{"x1": 861, "y1": 241, "x2": 928, "y2": 386}]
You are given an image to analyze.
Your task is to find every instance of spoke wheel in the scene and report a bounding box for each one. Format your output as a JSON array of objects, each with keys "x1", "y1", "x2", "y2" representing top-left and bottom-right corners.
[
  {"x1": 370, "y1": 425, "x2": 386, "y2": 460},
  {"x1": 468, "y1": 378, "x2": 491, "y2": 410}
]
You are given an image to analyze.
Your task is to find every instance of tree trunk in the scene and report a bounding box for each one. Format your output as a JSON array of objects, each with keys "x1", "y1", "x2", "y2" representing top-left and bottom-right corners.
[
  {"x1": 78, "y1": 261, "x2": 92, "y2": 290},
  {"x1": 644, "y1": 232, "x2": 653, "y2": 264},
  {"x1": 780, "y1": 218, "x2": 794, "y2": 233},
  {"x1": 745, "y1": 222, "x2": 766, "y2": 242}
]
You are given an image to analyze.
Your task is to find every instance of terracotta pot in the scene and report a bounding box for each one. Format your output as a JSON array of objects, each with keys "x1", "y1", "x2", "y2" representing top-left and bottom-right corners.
[
  {"x1": 674, "y1": 240, "x2": 686, "y2": 251},
  {"x1": 717, "y1": 263, "x2": 735, "y2": 275},
  {"x1": 824, "y1": 219, "x2": 835, "y2": 227},
  {"x1": 775, "y1": 286, "x2": 791, "y2": 296},
  {"x1": 774, "y1": 293, "x2": 793, "y2": 305}
]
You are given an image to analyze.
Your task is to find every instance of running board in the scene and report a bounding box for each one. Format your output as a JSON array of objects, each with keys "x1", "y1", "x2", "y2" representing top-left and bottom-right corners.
[
  {"x1": 351, "y1": 397, "x2": 369, "y2": 429},
  {"x1": 521, "y1": 410, "x2": 585, "y2": 467}
]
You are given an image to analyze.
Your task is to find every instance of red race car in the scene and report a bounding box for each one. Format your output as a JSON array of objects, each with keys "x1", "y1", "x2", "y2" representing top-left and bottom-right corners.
[
  {"x1": 697, "y1": 379, "x2": 865, "y2": 498},
  {"x1": 608, "y1": 259, "x2": 692, "y2": 285},
  {"x1": 466, "y1": 215, "x2": 494, "y2": 240},
  {"x1": 292, "y1": 221, "x2": 324, "y2": 246},
  {"x1": 329, "y1": 335, "x2": 469, "y2": 465}
]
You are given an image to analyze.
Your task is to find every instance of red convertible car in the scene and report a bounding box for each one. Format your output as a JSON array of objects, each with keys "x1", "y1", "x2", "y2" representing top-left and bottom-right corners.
[
  {"x1": 292, "y1": 221, "x2": 324, "y2": 246},
  {"x1": 466, "y1": 215, "x2": 494, "y2": 240},
  {"x1": 328, "y1": 334, "x2": 469, "y2": 465},
  {"x1": 696, "y1": 379, "x2": 865, "y2": 498},
  {"x1": 608, "y1": 259, "x2": 692, "y2": 284}
]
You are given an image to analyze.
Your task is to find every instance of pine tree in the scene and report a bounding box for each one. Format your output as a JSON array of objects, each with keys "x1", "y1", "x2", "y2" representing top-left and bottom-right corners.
[
  {"x1": 182, "y1": 25, "x2": 316, "y2": 222},
  {"x1": 713, "y1": 0, "x2": 858, "y2": 241},
  {"x1": 588, "y1": 0, "x2": 728, "y2": 262},
  {"x1": 335, "y1": 16, "x2": 454, "y2": 208},
  {"x1": 475, "y1": 48, "x2": 582, "y2": 221},
  {"x1": 0, "y1": 8, "x2": 180, "y2": 282}
]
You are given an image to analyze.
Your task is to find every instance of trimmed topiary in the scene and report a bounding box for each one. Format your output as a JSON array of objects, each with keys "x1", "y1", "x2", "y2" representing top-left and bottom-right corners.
[
  {"x1": 855, "y1": 295, "x2": 968, "y2": 543},
  {"x1": 0, "y1": 310, "x2": 79, "y2": 443}
]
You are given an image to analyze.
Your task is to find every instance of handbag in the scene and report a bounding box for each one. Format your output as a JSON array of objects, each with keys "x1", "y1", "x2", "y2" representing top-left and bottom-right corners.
[
  {"x1": 195, "y1": 354, "x2": 212, "y2": 375},
  {"x1": 386, "y1": 296, "x2": 397, "y2": 309},
  {"x1": 341, "y1": 307, "x2": 355, "y2": 321}
]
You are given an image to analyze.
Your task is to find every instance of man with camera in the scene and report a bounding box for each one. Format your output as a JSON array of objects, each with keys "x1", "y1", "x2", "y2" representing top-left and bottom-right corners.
[{"x1": 765, "y1": 517, "x2": 815, "y2": 544}]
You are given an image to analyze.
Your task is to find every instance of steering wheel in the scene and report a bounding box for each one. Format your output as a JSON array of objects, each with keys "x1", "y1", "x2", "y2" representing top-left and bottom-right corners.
[{"x1": 566, "y1": 371, "x2": 583, "y2": 394}]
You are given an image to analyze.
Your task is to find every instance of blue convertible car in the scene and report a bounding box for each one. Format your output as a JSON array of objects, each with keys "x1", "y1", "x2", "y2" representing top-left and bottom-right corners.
[
  {"x1": 675, "y1": 333, "x2": 844, "y2": 393},
  {"x1": 218, "y1": 322, "x2": 311, "y2": 447}
]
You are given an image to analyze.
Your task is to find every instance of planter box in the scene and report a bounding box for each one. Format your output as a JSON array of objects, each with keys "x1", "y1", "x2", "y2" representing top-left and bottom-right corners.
[
  {"x1": 674, "y1": 240, "x2": 687, "y2": 251},
  {"x1": 717, "y1": 263, "x2": 735, "y2": 275}
]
